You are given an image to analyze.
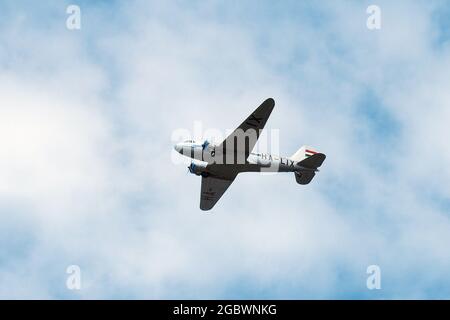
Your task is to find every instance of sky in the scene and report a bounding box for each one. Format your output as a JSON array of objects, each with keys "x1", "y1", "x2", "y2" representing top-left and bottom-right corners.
[{"x1": 0, "y1": 0, "x2": 450, "y2": 299}]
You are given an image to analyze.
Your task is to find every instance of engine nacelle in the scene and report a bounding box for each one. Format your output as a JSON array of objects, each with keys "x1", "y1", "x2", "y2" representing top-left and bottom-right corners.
[{"x1": 188, "y1": 160, "x2": 208, "y2": 176}]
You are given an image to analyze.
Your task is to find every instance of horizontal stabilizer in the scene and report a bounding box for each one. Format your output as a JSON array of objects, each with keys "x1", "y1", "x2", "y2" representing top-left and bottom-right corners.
[
  {"x1": 295, "y1": 171, "x2": 315, "y2": 185},
  {"x1": 297, "y1": 153, "x2": 326, "y2": 169},
  {"x1": 294, "y1": 153, "x2": 326, "y2": 185}
]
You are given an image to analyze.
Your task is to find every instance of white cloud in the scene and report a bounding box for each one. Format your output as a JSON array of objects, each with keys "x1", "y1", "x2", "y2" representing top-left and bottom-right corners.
[{"x1": 0, "y1": 0, "x2": 450, "y2": 299}]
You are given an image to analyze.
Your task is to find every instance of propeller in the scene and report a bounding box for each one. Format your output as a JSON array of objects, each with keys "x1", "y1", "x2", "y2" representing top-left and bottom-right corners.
[
  {"x1": 201, "y1": 139, "x2": 210, "y2": 150},
  {"x1": 187, "y1": 162, "x2": 196, "y2": 174}
]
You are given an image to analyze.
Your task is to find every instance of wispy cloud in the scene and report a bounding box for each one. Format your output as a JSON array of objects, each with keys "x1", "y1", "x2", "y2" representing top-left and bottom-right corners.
[{"x1": 0, "y1": 0, "x2": 449, "y2": 299}]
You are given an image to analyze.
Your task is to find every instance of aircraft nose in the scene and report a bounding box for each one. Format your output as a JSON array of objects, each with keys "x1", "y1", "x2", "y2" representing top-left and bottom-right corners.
[{"x1": 174, "y1": 143, "x2": 183, "y2": 153}]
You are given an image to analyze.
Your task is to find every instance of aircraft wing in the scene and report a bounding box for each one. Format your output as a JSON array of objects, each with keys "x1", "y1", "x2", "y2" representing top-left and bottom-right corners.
[
  {"x1": 217, "y1": 98, "x2": 275, "y2": 163},
  {"x1": 200, "y1": 175, "x2": 236, "y2": 210}
]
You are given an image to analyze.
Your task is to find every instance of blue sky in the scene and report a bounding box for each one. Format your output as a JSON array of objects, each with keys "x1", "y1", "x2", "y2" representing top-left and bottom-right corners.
[{"x1": 1, "y1": 0, "x2": 450, "y2": 299}]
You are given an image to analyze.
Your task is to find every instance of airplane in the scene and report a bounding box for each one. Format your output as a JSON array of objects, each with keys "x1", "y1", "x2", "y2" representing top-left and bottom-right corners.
[{"x1": 174, "y1": 98, "x2": 326, "y2": 210}]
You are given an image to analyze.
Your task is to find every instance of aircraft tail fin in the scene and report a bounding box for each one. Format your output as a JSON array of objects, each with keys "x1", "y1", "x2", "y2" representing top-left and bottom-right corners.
[{"x1": 290, "y1": 146, "x2": 319, "y2": 162}]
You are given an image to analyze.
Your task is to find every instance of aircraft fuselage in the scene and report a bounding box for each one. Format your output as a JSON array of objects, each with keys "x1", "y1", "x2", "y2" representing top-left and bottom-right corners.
[{"x1": 174, "y1": 141, "x2": 317, "y2": 175}]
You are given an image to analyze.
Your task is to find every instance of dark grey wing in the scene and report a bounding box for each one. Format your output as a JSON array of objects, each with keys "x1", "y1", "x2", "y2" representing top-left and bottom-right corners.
[
  {"x1": 216, "y1": 98, "x2": 275, "y2": 163},
  {"x1": 200, "y1": 175, "x2": 235, "y2": 211}
]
